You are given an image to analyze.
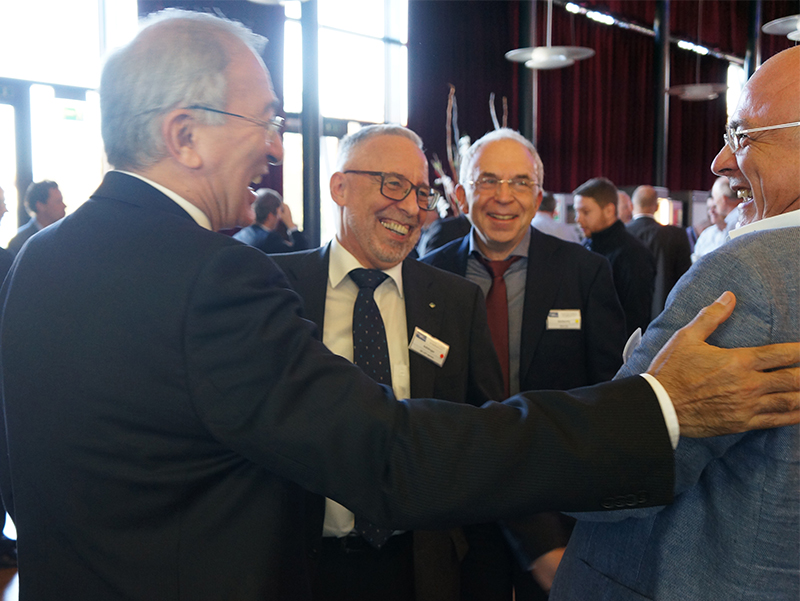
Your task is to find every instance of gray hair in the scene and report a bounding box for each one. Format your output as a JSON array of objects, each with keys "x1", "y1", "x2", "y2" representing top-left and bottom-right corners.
[
  {"x1": 100, "y1": 9, "x2": 265, "y2": 170},
  {"x1": 459, "y1": 128, "x2": 544, "y2": 186},
  {"x1": 335, "y1": 124, "x2": 424, "y2": 171}
]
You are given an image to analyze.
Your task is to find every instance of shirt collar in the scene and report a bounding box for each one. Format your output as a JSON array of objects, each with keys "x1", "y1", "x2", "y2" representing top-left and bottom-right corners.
[
  {"x1": 116, "y1": 170, "x2": 212, "y2": 230},
  {"x1": 729, "y1": 209, "x2": 800, "y2": 240},
  {"x1": 329, "y1": 237, "x2": 404, "y2": 298},
  {"x1": 468, "y1": 225, "x2": 531, "y2": 260}
]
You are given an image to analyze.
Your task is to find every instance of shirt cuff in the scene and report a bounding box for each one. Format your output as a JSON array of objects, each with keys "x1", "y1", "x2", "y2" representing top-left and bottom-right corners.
[{"x1": 640, "y1": 373, "x2": 679, "y2": 449}]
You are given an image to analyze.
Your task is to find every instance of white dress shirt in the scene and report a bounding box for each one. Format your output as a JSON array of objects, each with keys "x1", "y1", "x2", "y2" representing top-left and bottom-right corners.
[
  {"x1": 691, "y1": 206, "x2": 740, "y2": 262},
  {"x1": 321, "y1": 238, "x2": 410, "y2": 537}
]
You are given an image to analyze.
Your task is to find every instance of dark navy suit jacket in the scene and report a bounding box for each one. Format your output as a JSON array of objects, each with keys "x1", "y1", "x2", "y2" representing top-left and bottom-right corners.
[
  {"x1": 234, "y1": 223, "x2": 309, "y2": 254},
  {"x1": 0, "y1": 172, "x2": 673, "y2": 600}
]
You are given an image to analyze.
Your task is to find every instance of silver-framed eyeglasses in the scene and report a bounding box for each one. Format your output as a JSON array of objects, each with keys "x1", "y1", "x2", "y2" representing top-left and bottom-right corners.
[
  {"x1": 183, "y1": 105, "x2": 285, "y2": 136},
  {"x1": 468, "y1": 176, "x2": 539, "y2": 195},
  {"x1": 723, "y1": 121, "x2": 800, "y2": 153},
  {"x1": 343, "y1": 170, "x2": 440, "y2": 211}
]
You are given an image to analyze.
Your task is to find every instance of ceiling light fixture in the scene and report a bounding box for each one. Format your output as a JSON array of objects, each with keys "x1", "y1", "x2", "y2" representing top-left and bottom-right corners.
[
  {"x1": 667, "y1": 0, "x2": 727, "y2": 101},
  {"x1": 506, "y1": 0, "x2": 595, "y2": 70},
  {"x1": 762, "y1": 14, "x2": 800, "y2": 41}
]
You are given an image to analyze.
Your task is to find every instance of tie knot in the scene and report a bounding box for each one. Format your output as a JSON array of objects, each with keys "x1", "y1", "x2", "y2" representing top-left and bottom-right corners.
[
  {"x1": 477, "y1": 255, "x2": 520, "y2": 279},
  {"x1": 350, "y1": 268, "x2": 389, "y2": 291}
]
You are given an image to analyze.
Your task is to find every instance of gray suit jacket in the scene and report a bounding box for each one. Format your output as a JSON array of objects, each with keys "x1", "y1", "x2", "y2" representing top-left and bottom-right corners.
[{"x1": 552, "y1": 226, "x2": 800, "y2": 600}]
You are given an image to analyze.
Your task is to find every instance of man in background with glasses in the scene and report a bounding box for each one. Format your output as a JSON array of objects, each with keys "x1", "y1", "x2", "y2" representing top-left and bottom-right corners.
[
  {"x1": 552, "y1": 45, "x2": 800, "y2": 601},
  {"x1": 422, "y1": 129, "x2": 627, "y2": 600},
  {"x1": 272, "y1": 124, "x2": 506, "y2": 601}
]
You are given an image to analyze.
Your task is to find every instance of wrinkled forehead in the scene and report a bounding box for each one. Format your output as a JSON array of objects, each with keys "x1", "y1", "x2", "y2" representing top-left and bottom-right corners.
[
  {"x1": 469, "y1": 139, "x2": 538, "y2": 176},
  {"x1": 734, "y1": 50, "x2": 800, "y2": 127}
]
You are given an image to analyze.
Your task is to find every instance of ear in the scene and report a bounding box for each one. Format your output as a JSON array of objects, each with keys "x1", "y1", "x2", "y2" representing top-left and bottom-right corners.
[
  {"x1": 532, "y1": 188, "x2": 543, "y2": 213},
  {"x1": 455, "y1": 184, "x2": 469, "y2": 215},
  {"x1": 330, "y1": 172, "x2": 348, "y2": 207},
  {"x1": 162, "y1": 109, "x2": 203, "y2": 169},
  {"x1": 603, "y1": 201, "x2": 617, "y2": 221}
]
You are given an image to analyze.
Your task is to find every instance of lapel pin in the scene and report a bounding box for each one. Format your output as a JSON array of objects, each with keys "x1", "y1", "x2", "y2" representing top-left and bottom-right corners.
[{"x1": 429, "y1": 302, "x2": 436, "y2": 309}]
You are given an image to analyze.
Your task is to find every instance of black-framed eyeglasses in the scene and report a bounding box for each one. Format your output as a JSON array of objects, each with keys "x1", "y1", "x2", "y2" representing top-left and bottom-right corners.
[
  {"x1": 343, "y1": 170, "x2": 440, "y2": 211},
  {"x1": 723, "y1": 121, "x2": 800, "y2": 153},
  {"x1": 468, "y1": 176, "x2": 539, "y2": 195},
  {"x1": 183, "y1": 105, "x2": 285, "y2": 135}
]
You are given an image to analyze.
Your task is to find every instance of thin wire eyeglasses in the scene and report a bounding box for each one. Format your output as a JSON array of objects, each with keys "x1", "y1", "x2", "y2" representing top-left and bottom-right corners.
[
  {"x1": 183, "y1": 105, "x2": 285, "y2": 136},
  {"x1": 723, "y1": 121, "x2": 800, "y2": 153},
  {"x1": 343, "y1": 170, "x2": 441, "y2": 211},
  {"x1": 468, "y1": 176, "x2": 539, "y2": 195}
]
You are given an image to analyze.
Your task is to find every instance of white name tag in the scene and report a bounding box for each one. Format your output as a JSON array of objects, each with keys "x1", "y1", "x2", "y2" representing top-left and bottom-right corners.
[
  {"x1": 408, "y1": 327, "x2": 450, "y2": 367},
  {"x1": 546, "y1": 310, "x2": 581, "y2": 330}
]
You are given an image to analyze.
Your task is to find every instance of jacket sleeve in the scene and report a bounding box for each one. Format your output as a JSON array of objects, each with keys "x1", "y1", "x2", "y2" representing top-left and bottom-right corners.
[{"x1": 183, "y1": 244, "x2": 674, "y2": 529}]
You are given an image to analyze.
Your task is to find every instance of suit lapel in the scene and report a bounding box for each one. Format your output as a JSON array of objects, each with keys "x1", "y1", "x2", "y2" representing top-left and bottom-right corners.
[
  {"x1": 403, "y1": 260, "x2": 444, "y2": 398},
  {"x1": 279, "y1": 245, "x2": 330, "y2": 332},
  {"x1": 519, "y1": 230, "x2": 563, "y2": 384},
  {"x1": 453, "y1": 235, "x2": 472, "y2": 276}
]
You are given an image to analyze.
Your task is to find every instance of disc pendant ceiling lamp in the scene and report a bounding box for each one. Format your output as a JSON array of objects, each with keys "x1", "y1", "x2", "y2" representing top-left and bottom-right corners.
[
  {"x1": 506, "y1": 0, "x2": 595, "y2": 70},
  {"x1": 668, "y1": 0, "x2": 727, "y2": 101},
  {"x1": 762, "y1": 14, "x2": 800, "y2": 41}
]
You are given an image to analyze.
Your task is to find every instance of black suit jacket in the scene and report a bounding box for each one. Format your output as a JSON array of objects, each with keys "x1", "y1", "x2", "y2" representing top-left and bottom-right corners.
[
  {"x1": 0, "y1": 172, "x2": 674, "y2": 600},
  {"x1": 7, "y1": 217, "x2": 40, "y2": 256},
  {"x1": 584, "y1": 220, "x2": 656, "y2": 338},
  {"x1": 234, "y1": 223, "x2": 309, "y2": 254},
  {"x1": 422, "y1": 228, "x2": 627, "y2": 393},
  {"x1": 415, "y1": 215, "x2": 472, "y2": 258},
  {"x1": 626, "y1": 216, "x2": 692, "y2": 319},
  {"x1": 423, "y1": 228, "x2": 628, "y2": 574},
  {"x1": 272, "y1": 245, "x2": 505, "y2": 600}
]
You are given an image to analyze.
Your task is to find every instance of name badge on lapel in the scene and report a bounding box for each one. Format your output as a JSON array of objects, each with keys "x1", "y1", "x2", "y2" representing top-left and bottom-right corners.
[
  {"x1": 408, "y1": 327, "x2": 449, "y2": 367},
  {"x1": 547, "y1": 310, "x2": 581, "y2": 330}
]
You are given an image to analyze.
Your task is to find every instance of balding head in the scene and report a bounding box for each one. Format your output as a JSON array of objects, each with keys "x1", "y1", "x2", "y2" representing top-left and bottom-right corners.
[
  {"x1": 632, "y1": 186, "x2": 659, "y2": 216},
  {"x1": 711, "y1": 47, "x2": 800, "y2": 222},
  {"x1": 617, "y1": 191, "x2": 633, "y2": 223}
]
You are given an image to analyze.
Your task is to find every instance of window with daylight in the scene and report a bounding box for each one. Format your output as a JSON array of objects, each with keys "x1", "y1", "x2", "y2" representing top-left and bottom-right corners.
[{"x1": 283, "y1": 0, "x2": 408, "y2": 243}]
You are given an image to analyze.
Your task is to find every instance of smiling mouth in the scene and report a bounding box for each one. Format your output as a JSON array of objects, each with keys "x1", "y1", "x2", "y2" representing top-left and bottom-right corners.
[
  {"x1": 737, "y1": 189, "x2": 753, "y2": 200},
  {"x1": 381, "y1": 219, "x2": 410, "y2": 236},
  {"x1": 489, "y1": 213, "x2": 516, "y2": 221}
]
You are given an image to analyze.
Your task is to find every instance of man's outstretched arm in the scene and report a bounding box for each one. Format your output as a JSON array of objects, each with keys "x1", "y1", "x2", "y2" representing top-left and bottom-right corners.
[{"x1": 647, "y1": 291, "x2": 800, "y2": 437}]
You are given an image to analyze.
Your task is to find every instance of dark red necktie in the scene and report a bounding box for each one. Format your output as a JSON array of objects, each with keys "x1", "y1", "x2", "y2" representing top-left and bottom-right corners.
[{"x1": 477, "y1": 255, "x2": 520, "y2": 398}]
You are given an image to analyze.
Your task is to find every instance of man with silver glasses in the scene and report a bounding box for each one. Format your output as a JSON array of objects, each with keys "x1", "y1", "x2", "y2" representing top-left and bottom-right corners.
[
  {"x1": 272, "y1": 124, "x2": 506, "y2": 601},
  {"x1": 422, "y1": 128, "x2": 626, "y2": 600},
  {"x1": 551, "y1": 46, "x2": 800, "y2": 601}
]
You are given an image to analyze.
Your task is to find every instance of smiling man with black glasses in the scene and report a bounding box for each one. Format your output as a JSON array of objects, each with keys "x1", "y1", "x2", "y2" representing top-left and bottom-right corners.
[{"x1": 272, "y1": 124, "x2": 506, "y2": 601}]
